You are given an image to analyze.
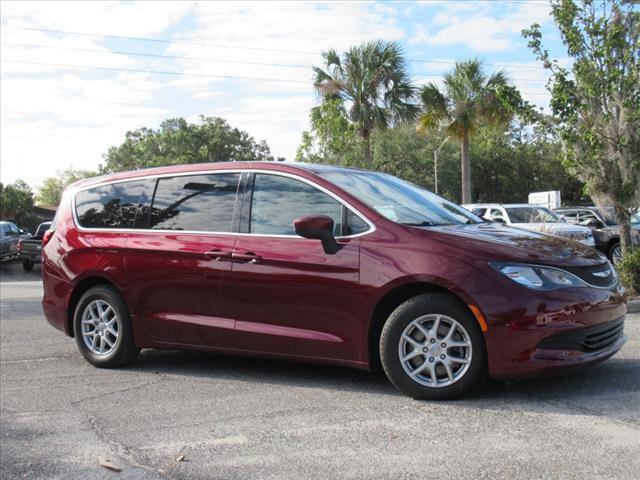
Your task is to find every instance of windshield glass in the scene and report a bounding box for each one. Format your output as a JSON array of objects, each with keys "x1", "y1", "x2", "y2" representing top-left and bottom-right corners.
[
  {"x1": 594, "y1": 207, "x2": 638, "y2": 226},
  {"x1": 319, "y1": 171, "x2": 482, "y2": 226},
  {"x1": 506, "y1": 206, "x2": 559, "y2": 224}
]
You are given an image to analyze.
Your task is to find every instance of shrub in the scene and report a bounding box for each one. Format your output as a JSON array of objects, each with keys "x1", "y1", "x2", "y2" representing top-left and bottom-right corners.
[{"x1": 618, "y1": 248, "x2": 640, "y2": 295}]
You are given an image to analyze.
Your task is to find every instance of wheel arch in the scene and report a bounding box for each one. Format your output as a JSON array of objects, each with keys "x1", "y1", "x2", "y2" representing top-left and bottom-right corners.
[
  {"x1": 66, "y1": 276, "x2": 120, "y2": 337},
  {"x1": 367, "y1": 281, "x2": 485, "y2": 371}
]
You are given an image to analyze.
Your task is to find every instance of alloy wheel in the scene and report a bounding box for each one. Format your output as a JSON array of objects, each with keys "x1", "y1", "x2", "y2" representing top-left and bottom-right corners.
[
  {"x1": 611, "y1": 245, "x2": 623, "y2": 266},
  {"x1": 398, "y1": 314, "x2": 473, "y2": 388},
  {"x1": 81, "y1": 299, "x2": 120, "y2": 355}
]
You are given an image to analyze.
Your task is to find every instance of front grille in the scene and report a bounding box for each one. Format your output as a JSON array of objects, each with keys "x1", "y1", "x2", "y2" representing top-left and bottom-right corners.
[
  {"x1": 538, "y1": 318, "x2": 625, "y2": 353},
  {"x1": 562, "y1": 262, "x2": 617, "y2": 288}
]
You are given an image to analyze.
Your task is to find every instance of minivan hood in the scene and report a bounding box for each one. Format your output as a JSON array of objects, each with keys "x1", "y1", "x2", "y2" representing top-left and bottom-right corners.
[{"x1": 423, "y1": 222, "x2": 605, "y2": 267}]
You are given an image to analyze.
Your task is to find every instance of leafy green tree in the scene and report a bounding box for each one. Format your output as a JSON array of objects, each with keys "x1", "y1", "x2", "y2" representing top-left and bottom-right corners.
[
  {"x1": 313, "y1": 40, "x2": 418, "y2": 166},
  {"x1": 0, "y1": 180, "x2": 39, "y2": 231},
  {"x1": 102, "y1": 116, "x2": 275, "y2": 173},
  {"x1": 417, "y1": 59, "x2": 523, "y2": 203},
  {"x1": 470, "y1": 121, "x2": 586, "y2": 204},
  {"x1": 523, "y1": 0, "x2": 639, "y2": 254},
  {"x1": 296, "y1": 98, "x2": 362, "y2": 166},
  {"x1": 37, "y1": 168, "x2": 97, "y2": 207},
  {"x1": 370, "y1": 126, "x2": 461, "y2": 201},
  {"x1": 296, "y1": 98, "x2": 358, "y2": 164}
]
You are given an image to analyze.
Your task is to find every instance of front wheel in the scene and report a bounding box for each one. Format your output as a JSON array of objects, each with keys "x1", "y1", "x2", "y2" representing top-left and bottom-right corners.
[
  {"x1": 609, "y1": 241, "x2": 622, "y2": 266},
  {"x1": 380, "y1": 293, "x2": 487, "y2": 400},
  {"x1": 22, "y1": 260, "x2": 34, "y2": 272},
  {"x1": 73, "y1": 285, "x2": 140, "y2": 368}
]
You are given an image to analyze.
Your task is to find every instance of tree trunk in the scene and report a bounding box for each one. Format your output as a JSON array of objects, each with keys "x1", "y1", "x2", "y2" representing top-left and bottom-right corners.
[
  {"x1": 363, "y1": 133, "x2": 372, "y2": 167},
  {"x1": 460, "y1": 131, "x2": 471, "y2": 204},
  {"x1": 614, "y1": 204, "x2": 633, "y2": 256}
]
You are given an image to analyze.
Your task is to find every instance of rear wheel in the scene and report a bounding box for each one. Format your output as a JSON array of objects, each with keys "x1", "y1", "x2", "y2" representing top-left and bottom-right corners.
[
  {"x1": 22, "y1": 260, "x2": 34, "y2": 272},
  {"x1": 380, "y1": 293, "x2": 487, "y2": 400},
  {"x1": 73, "y1": 285, "x2": 140, "y2": 368}
]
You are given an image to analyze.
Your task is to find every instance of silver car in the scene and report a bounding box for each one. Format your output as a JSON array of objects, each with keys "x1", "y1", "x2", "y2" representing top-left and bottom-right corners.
[{"x1": 463, "y1": 203, "x2": 596, "y2": 247}]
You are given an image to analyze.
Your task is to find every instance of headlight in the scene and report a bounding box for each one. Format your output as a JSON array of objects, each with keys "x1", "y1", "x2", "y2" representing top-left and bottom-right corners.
[{"x1": 490, "y1": 262, "x2": 587, "y2": 290}]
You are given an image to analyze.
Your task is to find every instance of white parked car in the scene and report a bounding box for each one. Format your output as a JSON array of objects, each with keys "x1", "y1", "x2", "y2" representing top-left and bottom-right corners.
[{"x1": 463, "y1": 203, "x2": 596, "y2": 247}]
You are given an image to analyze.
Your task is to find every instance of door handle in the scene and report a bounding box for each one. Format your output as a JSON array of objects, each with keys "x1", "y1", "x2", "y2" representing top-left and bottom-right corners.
[
  {"x1": 204, "y1": 250, "x2": 232, "y2": 261},
  {"x1": 231, "y1": 252, "x2": 262, "y2": 264}
]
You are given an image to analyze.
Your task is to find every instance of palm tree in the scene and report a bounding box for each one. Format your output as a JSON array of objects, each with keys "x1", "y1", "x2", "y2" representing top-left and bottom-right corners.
[
  {"x1": 313, "y1": 41, "x2": 418, "y2": 165},
  {"x1": 417, "y1": 59, "x2": 515, "y2": 203}
]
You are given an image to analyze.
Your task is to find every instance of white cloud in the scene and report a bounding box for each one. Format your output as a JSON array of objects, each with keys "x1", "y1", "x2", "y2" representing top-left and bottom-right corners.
[
  {"x1": 409, "y1": 2, "x2": 552, "y2": 53},
  {"x1": 1, "y1": 1, "x2": 406, "y2": 189},
  {"x1": 1, "y1": 1, "x2": 192, "y2": 36}
]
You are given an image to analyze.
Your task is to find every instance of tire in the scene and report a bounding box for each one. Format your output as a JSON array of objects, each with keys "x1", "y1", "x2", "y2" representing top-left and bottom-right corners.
[
  {"x1": 22, "y1": 260, "x2": 34, "y2": 272},
  {"x1": 73, "y1": 285, "x2": 140, "y2": 368},
  {"x1": 608, "y1": 241, "x2": 622, "y2": 266},
  {"x1": 380, "y1": 293, "x2": 487, "y2": 400}
]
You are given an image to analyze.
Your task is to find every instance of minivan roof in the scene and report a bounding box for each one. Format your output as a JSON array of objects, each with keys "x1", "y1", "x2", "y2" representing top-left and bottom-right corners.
[{"x1": 69, "y1": 161, "x2": 362, "y2": 189}]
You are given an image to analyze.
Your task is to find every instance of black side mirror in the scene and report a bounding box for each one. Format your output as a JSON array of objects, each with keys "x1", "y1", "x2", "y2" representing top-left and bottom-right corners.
[
  {"x1": 586, "y1": 218, "x2": 603, "y2": 228},
  {"x1": 294, "y1": 214, "x2": 341, "y2": 254}
]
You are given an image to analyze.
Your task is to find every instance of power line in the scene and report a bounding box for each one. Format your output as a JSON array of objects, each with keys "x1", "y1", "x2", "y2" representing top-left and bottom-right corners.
[
  {"x1": 2, "y1": 42, "x2": 549, "y2": 82},
  {"x1": 1, "y1": 59, "x2": 311, "y2": 84},
  {"x1": 2, "y1": 59, "x2": 551, "y2": 95},
  {"x1": 1, "y1": 42, "x2": 311, "y2": 70},
  {"x1": 1, "y1": 24, "x2": 544, "y2": 71},
  {"x1": 0, "y1": 25, "x2": 317, "y2": 55}
]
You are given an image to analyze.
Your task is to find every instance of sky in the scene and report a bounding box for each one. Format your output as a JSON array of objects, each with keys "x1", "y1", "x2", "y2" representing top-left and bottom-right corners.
[{"x1": 0, "y1": 0, "x2": 567, "y2": 190}]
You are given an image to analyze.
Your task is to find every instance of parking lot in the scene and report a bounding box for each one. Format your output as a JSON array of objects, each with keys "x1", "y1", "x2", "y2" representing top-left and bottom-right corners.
[{"x1": 1, "y1": 261, "x2": 639, "y2": 480}]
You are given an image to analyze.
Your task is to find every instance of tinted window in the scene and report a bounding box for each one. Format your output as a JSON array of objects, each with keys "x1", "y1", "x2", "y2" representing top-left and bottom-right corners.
[
  {"x1": 75, "y1": 179, "x2": 155, "y2": 229},
  {"x1": 345, "y1": 209, "x2": 369, "y2": 235},
  {"x1": 149, "y1": 173, "x2": 239, "y2": 232},
  {"x1": 489, "y1": 208, "x2": 504, "y2": 219},
  {"x1": 505, "y1": 207, "x2": 559, "y2": 223},
  {"x1": 250, "y1": 174, "x2": 344, "y2": 236}
]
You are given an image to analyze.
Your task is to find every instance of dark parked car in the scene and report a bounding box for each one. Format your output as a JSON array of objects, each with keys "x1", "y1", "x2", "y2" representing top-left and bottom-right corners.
[
  {"x1": 1, "y1": 221, "x2": 30, "y2": 263},
  {"x1": 17, "y1": 221, "x2": 53, "y2": 271},
  {"x1": 554, "y1": 207, "x2": 640, "y2": 265},
  {"x1": 42, "y1": 162, "x2": 627, "y2": 399}
]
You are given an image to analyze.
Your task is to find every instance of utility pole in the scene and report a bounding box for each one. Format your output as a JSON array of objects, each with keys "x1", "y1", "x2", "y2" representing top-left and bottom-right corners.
[{"x1": 433, "y1": 137, "x2": 448, "y2": 194}]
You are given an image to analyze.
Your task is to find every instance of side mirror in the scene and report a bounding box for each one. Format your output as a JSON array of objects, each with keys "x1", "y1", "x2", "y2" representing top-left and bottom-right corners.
[
  {"x1": 294, "y1": 214, "x2": 341, "y2": 254},
  {"x1": 585, "y1": 218, "x2": 603, "y2": 228}
]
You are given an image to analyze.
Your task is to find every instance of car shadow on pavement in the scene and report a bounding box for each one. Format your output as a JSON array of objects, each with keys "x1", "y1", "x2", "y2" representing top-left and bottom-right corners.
[{"x1": 127, "y1": 349, "x2": 640, "y2": 416}]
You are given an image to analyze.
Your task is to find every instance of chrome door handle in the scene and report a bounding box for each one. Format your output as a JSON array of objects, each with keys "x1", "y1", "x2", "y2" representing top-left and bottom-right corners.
[
  {"x1": 231, "y1": 252, "x2": 262, "y2": 264},
  {"x1": 204, "y1": 250, "x2": 232, "y2": 261}
]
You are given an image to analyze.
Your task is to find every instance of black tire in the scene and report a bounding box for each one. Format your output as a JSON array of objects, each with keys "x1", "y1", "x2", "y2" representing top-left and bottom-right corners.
[
  {"x1": 73, "y1": 285, "x2": 140, "y2": 368},
  {"x1": 380, "y1": 293, "x2": 487, "y2": 400},
  {"x1": 608, "y1": 241, "x2": 622, "y2": 265},
  {"x1": 22, "y1": 260, "x2": 34, "y2": 272}
]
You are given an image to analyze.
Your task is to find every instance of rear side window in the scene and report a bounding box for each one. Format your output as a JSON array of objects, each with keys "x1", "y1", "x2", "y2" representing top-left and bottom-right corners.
[
  {"x1": 149, "y1": 173, "x2": 240, "y2": 232},
  {"x1": 75, "y1": 179, "x2": 155, "y2": 229},
  {"x1": 249, "y1": 174, "x2": 367, "y2": 236}
]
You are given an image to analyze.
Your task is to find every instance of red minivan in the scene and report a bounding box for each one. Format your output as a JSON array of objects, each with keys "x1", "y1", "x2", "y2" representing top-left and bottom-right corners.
[{"x1": 41, "y1": 162, "x2": 627, "y2": 399}]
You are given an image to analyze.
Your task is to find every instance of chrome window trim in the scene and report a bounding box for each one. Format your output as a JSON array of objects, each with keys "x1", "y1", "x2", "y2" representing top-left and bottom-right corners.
[{"x1": 71, "y1": 168, "x2": 376, "y2": 239}]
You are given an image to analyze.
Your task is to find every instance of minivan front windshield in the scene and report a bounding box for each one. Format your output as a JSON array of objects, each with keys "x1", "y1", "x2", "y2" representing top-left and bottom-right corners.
[{"x1": 320, "y1": 171, "x2": 482, "y2": 226}]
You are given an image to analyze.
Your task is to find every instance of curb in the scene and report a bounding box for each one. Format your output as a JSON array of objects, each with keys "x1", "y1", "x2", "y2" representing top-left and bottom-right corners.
[{"x1": 627, "y1": 298, "x2": 640, "y2": 314}]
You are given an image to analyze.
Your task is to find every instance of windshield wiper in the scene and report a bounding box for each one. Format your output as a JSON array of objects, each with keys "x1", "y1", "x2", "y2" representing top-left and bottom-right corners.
[{"x1": 401, "y1": 221, "x2": 440, "y2": 227}]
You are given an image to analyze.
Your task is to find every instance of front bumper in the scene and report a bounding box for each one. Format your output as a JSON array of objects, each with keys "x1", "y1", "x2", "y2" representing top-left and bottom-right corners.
[{"x1": 482, "y1": 283, "x2": 627, "y2": 379}]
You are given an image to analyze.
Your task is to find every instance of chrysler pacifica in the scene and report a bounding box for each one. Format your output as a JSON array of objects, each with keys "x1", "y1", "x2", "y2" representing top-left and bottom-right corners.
[{"x1": 41, "y1": 162, "x2": 627, "y2": 399}]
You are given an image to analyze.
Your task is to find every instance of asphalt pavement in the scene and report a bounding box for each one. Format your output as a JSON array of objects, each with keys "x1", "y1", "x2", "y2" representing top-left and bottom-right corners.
[{"x1": 1, "y1": 261, "x2": 639, "y2": 479}]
